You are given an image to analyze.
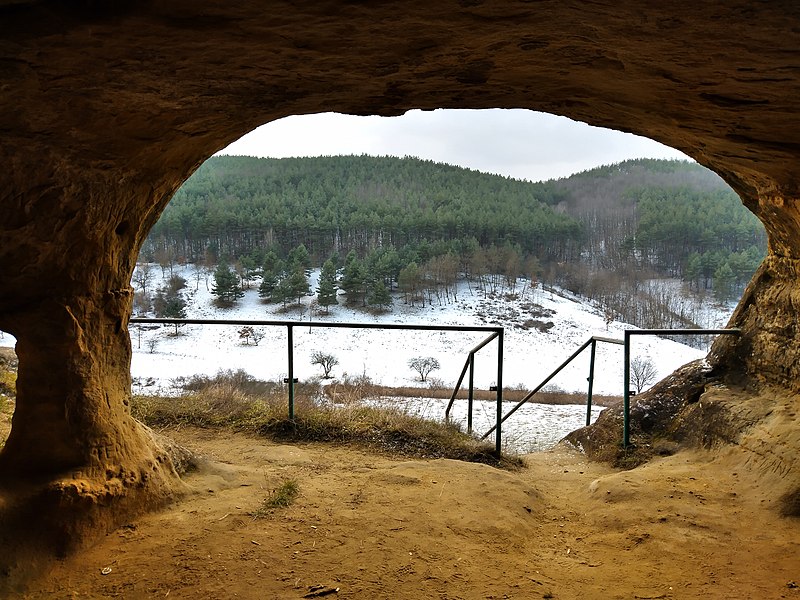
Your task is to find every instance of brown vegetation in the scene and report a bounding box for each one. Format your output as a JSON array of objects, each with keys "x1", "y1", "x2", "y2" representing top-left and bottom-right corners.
[
  {"x1": 0, "y1": 350, "x2": 16, "y2": 445},
  {"x1": 322, "y1": 376, "x2": 621, "y2": 407},
  {"x1": 131, "y1": 373, "x2": 522, "y2": 470}
]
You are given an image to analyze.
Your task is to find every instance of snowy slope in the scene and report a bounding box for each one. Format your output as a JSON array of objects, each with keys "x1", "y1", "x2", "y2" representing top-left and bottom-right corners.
[{"x1": 123, "y1": 265, "x2": 719, "y2": 397}]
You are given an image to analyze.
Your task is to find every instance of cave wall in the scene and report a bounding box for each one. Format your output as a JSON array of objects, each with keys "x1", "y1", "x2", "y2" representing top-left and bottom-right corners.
[{"x1": 1, "y1": 0, "x2": 800, "y2": 568}]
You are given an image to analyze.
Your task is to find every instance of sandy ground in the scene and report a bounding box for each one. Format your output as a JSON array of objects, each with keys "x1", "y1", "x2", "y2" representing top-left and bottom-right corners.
[{"x1": 17, "y1": 426, "x2": 800, "y2": 600}]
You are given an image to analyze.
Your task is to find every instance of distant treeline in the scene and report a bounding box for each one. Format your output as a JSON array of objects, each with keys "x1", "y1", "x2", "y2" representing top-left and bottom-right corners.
[
  {"x1": 141, "y1": 155, "x2": 766, "y2": 304},
  {"x1": 144, "y1": 155, "x2": 583, "y2": 266}
]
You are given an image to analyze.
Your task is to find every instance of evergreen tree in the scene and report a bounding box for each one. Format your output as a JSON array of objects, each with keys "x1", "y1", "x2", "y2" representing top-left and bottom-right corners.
[
  {"x1": 152, "y1": 288, "x2": 167, "y2": 316},
  {"x1": 262, "y1": 250, "x2": 282, "y2": 275},
  {"x1": 317, "y1": 259, "x2": 339, "y2": 314},
  {"x1": 713, "y1": 262, "x2": 735, "y2": 301},
  {"x1": 287, "y1": 267, "x2": 310, "y2": 304},
  {"x1": 259, "y1": 269, "x2": 279, "y2": 301},
  {"x1": 162, "y1": 294, "x2": 187, "y2": 335},
  {"x1": 378, "y1": 247, "x2": 402, "y2": 289},
  {"x1": 684, "y1": 253, "x2": 702, "y2": 291},
  {"x1": 153, "y1": 286, "x2": 186, "y2": 335},
  {"x1": 239, "y1": 255, "x2": 258, "y2": 289},
  {"x1": 273, "y1": 274, "x2": 292, "y2": 308},
  {"x1": 340, "y1": 252, "x2": 367, "y2": 305},
  {"x1": 700, "y1": 252, "x2": 724, "y2": 289},
  {"x1": 162, "y1": 294, "x2": 186, "y2": 319},
  {"x1": 211, "y1": 261, "x2": 243, "y2": 306},
  {"x1": 367, "y1": 279, "x2": 392, "y2": 311},
  {"x1": 287, "y1": 244, "x2": 311, "y2": 271},
  {"x1": 398, "y1": 261, "x2": 421, "y2": 306}
]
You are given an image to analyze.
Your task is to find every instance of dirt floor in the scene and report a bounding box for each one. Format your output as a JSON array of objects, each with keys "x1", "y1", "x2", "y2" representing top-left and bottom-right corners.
[{"x1": 12, "y1": 426, "x2": 798, "y2": 600}]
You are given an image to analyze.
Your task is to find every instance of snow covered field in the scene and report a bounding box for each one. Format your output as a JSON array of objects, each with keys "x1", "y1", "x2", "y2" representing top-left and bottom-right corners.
[
  {"x1": 125, "y1": 265, "x2": 719, "y2": 394},
  {"x1": 0, "y1": 265, "x2": 732, "y2": 453},
  {"x1": 368, "y1": 396, "x2": 604, "y2": 453}
]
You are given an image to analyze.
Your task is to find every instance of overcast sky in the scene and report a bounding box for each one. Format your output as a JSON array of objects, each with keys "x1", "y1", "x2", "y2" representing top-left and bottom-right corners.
[{"x1": 219, "y1": 109, "x2": 691, "y2": 182}]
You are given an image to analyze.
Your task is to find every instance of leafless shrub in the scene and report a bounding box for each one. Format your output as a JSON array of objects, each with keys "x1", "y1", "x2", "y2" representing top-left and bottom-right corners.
[
  {"x1": 238, "y1": 326, "x2": 265, "y2": 346},
  {"x1": 408, "y1": 356, "x2": 441, "y2": 382},
  {"x1": 630, "y1": 356, "x2": 658, "y2": 393},
  {"x1": 311, "y1": 351, "x2": 339, "y2": 378}
]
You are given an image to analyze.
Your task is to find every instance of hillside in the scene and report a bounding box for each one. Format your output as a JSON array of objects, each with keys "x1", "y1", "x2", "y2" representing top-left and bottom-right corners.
[
  {"x1": 552, "y1": 159, "x2": 764, "y2": 294},
  {"x1": 146, "y1": 154, "x2": 584, "y2": 264},
  {"x1": 129, "y1": 266, "x2": 713, "y2": 392},
  {"x1": 142, "y1": 157, "x2": 765, "y2": 332}
]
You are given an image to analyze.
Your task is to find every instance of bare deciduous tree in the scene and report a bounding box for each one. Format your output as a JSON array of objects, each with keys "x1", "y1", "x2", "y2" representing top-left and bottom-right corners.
[
  {"x1": 238, "y1": 326, "x2": 265, "y2": 346},
  {"x1": 604, "y1": 309, "x2": 615, "y2": 331},
  {"x1": 311, "y1": 351, "x2": 339, "y2": 378},
  {"x1": 630, "y1": 356, "x2": 658, "y2": 393},
  {"x1": 132, "y1": 263, "x2": 153, "y2": 295},
  {"x1": 408, "y1": 356, "x2": 440, "y2": 382}
]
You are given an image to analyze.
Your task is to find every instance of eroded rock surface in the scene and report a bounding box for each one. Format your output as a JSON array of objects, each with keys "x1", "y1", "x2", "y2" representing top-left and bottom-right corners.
[{"x1": 1, "y1": 0, "x2": 800, "y2": 581}]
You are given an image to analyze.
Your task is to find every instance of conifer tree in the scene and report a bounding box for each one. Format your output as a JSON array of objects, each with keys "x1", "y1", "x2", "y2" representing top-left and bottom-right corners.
[
  {"x1": 340, "y1": 251, "x2": 366, "y2": 306},
  {"x1": 367, "y1": 279, "x2": 392, "y2": 311},
  {"x1": 262, "y1": 250, "x2": 282, "y2": 276},
  {"x1": 713, "y1": 262, "x2": 735, "y2": 301},
  {"x1": 152, "y1": 288, "x2": 167, "y2": 316},
  {"x1": 317, "y1": 259, "x2": 339, "y2": 314},
  {"x1": 238, "y1": 256, "x2": 258, "y2": 289},
  {"x1": 287, "y1": 244, "x2": 311, "y2": 271},
  {"x1": 153, "y1": 285, "x2": 186, "y2": 335},
  {"x1": 273, "y1": 274, "x2": 292, "y2": 308},
  {"x1": 287, "y1": 267, "x2": 310, "y2": 304},
  {"x1": 684, "y1": 253, "x2": 702, "y2": 291},
  {"x1": 398, "y1": 261, "x2": 421, "y2": 306},
  {"x1": 162, "y1": 294, "x2": 187, "y2": 335},
  {"x1": 211, "y1": 260, "x2": 244, "y2": 306},
  {"x1": 259, "y1": 269, "x2": 279, "y2": 301}
]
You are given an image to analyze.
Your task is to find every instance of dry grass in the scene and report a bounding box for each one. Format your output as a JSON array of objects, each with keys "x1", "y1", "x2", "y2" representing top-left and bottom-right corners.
[
  {"x1": 324, "y1": 378, "x2": 621, "y2": 408},
  {"x1": 132, "y1": 370, "x2": 522, "y2": 469},
  {"x1": 251, "y1": 479, "x2": 300, "y2": 518},
  {"x1": 0, "y1": 359, "x2": 16, "y2": 448}
]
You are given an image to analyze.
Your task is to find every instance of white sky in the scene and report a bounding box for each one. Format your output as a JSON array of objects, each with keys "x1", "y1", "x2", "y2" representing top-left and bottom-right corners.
[{"x1": 219, "y1": 109, "x2": 691, "y2": 182}]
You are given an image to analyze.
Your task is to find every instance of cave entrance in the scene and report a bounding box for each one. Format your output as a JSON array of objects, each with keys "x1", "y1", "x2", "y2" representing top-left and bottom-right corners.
[{"x1": 1, "y1": 5, "x2": 798, "y2": 584}]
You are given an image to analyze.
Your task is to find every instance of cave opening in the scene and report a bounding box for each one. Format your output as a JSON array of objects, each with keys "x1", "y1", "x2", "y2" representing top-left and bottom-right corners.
[{"x1": 1, "y1": 3, "x2": 799, "y2": 588}]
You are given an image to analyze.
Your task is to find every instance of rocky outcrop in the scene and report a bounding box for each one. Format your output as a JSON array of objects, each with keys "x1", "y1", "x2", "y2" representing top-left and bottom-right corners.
[{"x1": 1, "y1": 0, "x2": 800, "y2": 578}]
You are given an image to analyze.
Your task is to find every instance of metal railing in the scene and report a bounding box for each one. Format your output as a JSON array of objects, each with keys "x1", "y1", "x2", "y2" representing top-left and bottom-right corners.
[
  {"x1": 479, "y1": 327, "x2": 742, "y2": 449},
  {"x1": 130, "y1": 318, "x2": 741, "y2": 453},
  {"x1": 480, "y1": 335, "x2": 623, "y2": 441},
  {"x1": 444, "y1": 331, "x2": 501, "y2": 434},
  {"x1": 130, "y1": 317, "x2": 506, "y2": 453}
]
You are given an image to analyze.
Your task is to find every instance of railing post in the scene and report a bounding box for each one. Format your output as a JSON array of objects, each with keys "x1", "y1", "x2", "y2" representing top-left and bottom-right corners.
[
  {"x1": 288, "y1": 324, "x2": 295, "y2": 420},
  {"x1": 623, "y1": 331, "x2": 631, "y2": 447},
  {"x1": 495, "y1": 329, "x2": 504, "y2": 455},
  {"x1": 467, "y1": 352, "x2": 475, "y2": 434},
  {"x1": 586, "y1": 338, "x2": 596, "y2": 427}
]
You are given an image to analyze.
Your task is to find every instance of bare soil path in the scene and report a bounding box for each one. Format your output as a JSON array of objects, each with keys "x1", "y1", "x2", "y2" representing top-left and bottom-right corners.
[{"x1": 19, "y1": 427, "x2": 800, "y2": 599}]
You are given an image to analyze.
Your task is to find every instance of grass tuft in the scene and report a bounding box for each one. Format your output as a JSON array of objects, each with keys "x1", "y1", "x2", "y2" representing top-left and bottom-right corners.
[{"x1": 251, "y1": 479, "x2": 300, "y2": 518}]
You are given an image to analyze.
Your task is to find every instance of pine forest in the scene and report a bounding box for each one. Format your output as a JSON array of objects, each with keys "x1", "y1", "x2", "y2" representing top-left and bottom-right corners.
[{"x1": 139, "y1": 155, "x2": 766, "y2": 329}]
